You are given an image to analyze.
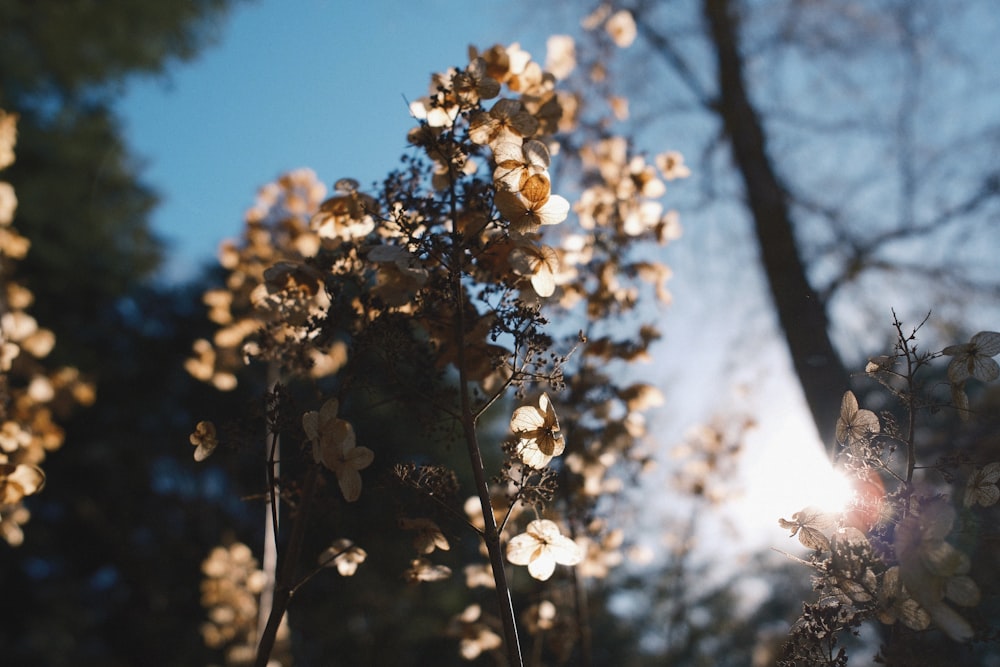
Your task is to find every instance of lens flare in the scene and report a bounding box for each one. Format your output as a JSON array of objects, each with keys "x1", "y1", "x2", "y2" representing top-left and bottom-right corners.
[{"x1": 810, "y1": 466, "x2": 856, "y2": 515}]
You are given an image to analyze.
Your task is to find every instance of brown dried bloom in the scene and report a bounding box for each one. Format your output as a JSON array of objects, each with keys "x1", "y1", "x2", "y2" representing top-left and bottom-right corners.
[
  {"x1": 318, "y1": 538, "x2": 367, "y2": 576},
  {"x1": 510, "y1": 393, "x2": 565, "y2": 469},
  {"x1": 447, "y1": 604, "x2": 502, "y2": 660},
  {"x1": 469, "y1": 98, "x2": 539, "y2": 147},
  {"x1": 302, "y1": 398, "x2": 373, "y2": 502},
  {"x1": 189, "y1": 420, "x2": 218, "y2": 462},
  {"x1": 0, "y1": 111, "x2": 16, "y2": 171},
  {"x1": 398, "y1": 517, "x2": 451, "y2": 555},
  {"x1": 895, "y1": 500, "x2": 980, "y2": 641},
  {"x1": 0, "y1": 463, "x2": 45, "y2": 504},
  {"x1": 835, "y1": 390, "x2": 880, "y2": 450},
  {"x1": 200, "y1": 542, "x2": 275, "y2": 655}
]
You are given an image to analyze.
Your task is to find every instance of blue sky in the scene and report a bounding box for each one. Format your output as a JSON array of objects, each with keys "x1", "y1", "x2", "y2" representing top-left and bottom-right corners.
[{"x1": 121, "y1": 0, "x2": 563, "y2": 281}]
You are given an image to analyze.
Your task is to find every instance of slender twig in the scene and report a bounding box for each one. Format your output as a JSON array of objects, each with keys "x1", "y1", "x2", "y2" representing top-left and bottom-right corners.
[
  {"x1": 254, "y1": 464, "x2": 320, "y2": 667},
  {"x1": 257, "y1": 371, "x2": 281, "y2": 648},
  {"x1": 892, "y1": 314, "x2": 919, "y2": 483},
  {"x1": 449, "y1": 167, "x2": 524, "y2": 667}
]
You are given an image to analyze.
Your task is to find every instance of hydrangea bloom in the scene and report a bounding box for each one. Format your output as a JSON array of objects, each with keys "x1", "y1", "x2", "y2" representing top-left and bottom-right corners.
[
  {"x1": 895, "y1": 500, "x2": 980, "y2": 641},
  {"x1": 318, "y1": 539, "x2": 367, "y2": 576},
  {"x1": 942, "y1": 331, "x2": 1000, "y2": 383},
  {"x1": 510, "y1": 393, "x2": 565, "y2": 468},
  {"x1": 506, "y1": 519, "x2": 583, "y2": 581},
  {"x1": 303, "y1": 398, "x2": 373, "y2": 502},
  {"x1": 189, "y1": 420, "x2": 218, "y2": 462},
  {"x1": 835, "y1": 390, "x2": 880, "y2": 449}
]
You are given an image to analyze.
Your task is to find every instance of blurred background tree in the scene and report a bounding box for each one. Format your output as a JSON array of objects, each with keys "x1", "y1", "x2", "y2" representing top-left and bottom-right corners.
[
  {"x1": 565, "y1": 0, "x2": 1000, "y2": 444},
  {"x1": 0, "y1": 0, "x2": 244, "y2": 366},
  {"x1": 0, "y1": 1, "x2": 250, "y2": 664}
]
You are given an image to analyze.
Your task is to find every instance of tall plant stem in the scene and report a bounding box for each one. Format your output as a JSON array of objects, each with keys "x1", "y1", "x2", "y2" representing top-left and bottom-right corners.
[
  {"x1": 449, "y1": 188, "x2": 523, "y2": 666},
  {"x1": 254, "y1": 464, "x2": 320, "y2": 667},
  {"x1": 258, "y1": 370, "x2": 281, "y2": 645}
]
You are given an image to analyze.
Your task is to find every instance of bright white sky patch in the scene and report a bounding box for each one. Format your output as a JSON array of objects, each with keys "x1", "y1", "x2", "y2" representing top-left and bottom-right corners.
[{"x1": 739, "y1": 411, "x2": 852, "y2": 529}]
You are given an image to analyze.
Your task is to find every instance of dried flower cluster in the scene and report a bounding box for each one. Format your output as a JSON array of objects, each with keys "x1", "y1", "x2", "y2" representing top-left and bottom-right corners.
[
  {"x1": 0, "y1": 109, "x2": 94, "y2": 546},
  {"x1": 200, "y1": 541, "x2": 290, "y2": 666},
  {"x1": 187, "y1": 27, "x2": 683, "y2": 664},
  {"x1": 779, "y1": 319, "x2": 1000, "y2": 664}
]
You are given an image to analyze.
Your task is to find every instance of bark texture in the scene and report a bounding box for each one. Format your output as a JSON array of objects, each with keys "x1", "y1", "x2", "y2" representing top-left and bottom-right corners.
[{"x1": 701, "y1": 0, "x2": 850, "y2": 446}]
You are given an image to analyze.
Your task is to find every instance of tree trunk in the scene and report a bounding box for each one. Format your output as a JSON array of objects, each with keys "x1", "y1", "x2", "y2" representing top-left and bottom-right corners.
[{"x1": 701, "y1": 0, "x2": 849, "y2": 447}]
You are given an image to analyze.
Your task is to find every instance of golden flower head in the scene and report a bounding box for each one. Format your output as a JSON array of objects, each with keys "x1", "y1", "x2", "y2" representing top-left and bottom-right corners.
[
  {"x1": 0, "y1": 463, "x2": 45, "y2": 504},
  {"x1": 510, "y1": 393, "x2": 565, "y2": 468},
  {"x1": 494, "y1": 190, "x2": 570, "y2": 237},
  {"x1": 190, "y1": 421, "x2": 219, "y2": 462}
]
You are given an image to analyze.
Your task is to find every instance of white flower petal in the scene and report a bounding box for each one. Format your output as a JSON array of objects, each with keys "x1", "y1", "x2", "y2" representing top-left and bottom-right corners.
[{"x1": 507, "y1": 533, "x2": 540, "y2": 566}]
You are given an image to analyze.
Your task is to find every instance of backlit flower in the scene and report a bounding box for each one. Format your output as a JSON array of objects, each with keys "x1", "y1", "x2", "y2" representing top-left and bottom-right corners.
[
  {"x1": 0, "y1": 421, "x2": 30, "y2": 453},
  {"x1": 0, "y1": 111, "x2": 16, "y2": 170},
  {"x1": 655, "y1": 151, "x2": 691, "y2": 180},
  {"x1": 368, "y1": 244, "x2": 429, "y2": 307},
  {"x1": 545, "y1": 35, "x2": 576, "y2": 80},
  {"x1": 448, "y1": 604, "x2": 502, "y2": 660},
  {"x1": 895, "y1": 499, "x2": 980, "y2": 641},
  {"x1": 310, "y1": 189, "x2": 377, "y2": 247},
  {"x1": 494, "y1": 190, "x2": 569, "y2": 236},
  {"x1": 469, "y1": 98, "x2": 538, "y2": 147},
  {"x1": 452, "y1": 58, "x2": 501, "y2": 104},
  {"x1": 964, "y1": 462, "x2": 1000, "y2": 508},
  {"x1": 0, "y1": 182, "x2": 16, "y2": 226},
  {"x1": 464, "y1": 563, "x2": 495, "y2": 589},
  {"x1": 318, "y1": 539, "x2": 367, "y2": 576},
  {"x1": 779, "y1": 507, "x2": 835, "y2": 552},
  {"x1": 605, "y1": 10, "x2": 637, "y2": 48},
  {"x1": 190, "y1": 420, "x2": 218, "y2": 462},
  {"x1": 835, "y1": 390, "x2": 880, "y2": 449},
  {"x1": 493, "y1": 139, "x2": 551, "y2": 199},
  {"x1": 942, "y1": 331, "x2": 1000, "y2": 383},
  {"x1": 523, "y1": 599, "x2": 557, "y2": 634},
  {"x1": 877, "y1": 565, "x2": 931, "y2": 631},
  {"x1": 506, "y1": 518, "x2": 583, "y2": 581},
  {"x1": 508, "y1": 243, "x2": 560, "y2": 297},
  {"x1": 0, "y1": 462, "x2": 45, "y2": 504},
  {"x1": 405, "y1": 557, "x2": 452, "y2": 583},
  {"x1": 398, "y1": 517, "x2": 450, "y2": 554},
  {"x1": 303, "y1": 398, "x2": 374, "y2": 502},
  {"x1": 510, "y1": 393, "x2": 565, "y2": 468}
]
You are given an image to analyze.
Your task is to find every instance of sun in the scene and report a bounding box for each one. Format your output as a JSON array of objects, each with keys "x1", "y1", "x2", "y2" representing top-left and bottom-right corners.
[{"x1": 733, "y1": 410, "x2": 858, "y2": 548}]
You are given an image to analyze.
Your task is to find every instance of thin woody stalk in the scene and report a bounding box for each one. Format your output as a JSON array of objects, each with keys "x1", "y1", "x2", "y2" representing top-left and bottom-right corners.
[
  {"x1": 257, "y1": 371, "x2": 281, "y2": 645},
  {"x1": 455, "y1": 303, "x2": 523, "y2": 666},
  {"x1": 449, "y1": 177, "x2": 524, "y2": 666},
  {"x1": 254, "y1": 464, "x2": 320, "y2": 667}
]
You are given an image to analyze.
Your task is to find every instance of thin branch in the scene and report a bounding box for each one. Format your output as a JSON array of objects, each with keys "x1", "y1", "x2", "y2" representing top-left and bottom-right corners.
[
  {"x1": 632, "y1": 1, "x2": 714, "y2": 109},
  {"x1": 449, "y1": 169, "x2": 524, "y2": 667},
  {"x1": 254, "y1": 464, "x2": 320, "y2": 667},
  {"x1": 257, "y1": 372, "x2": 281, "y2": 651}
]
